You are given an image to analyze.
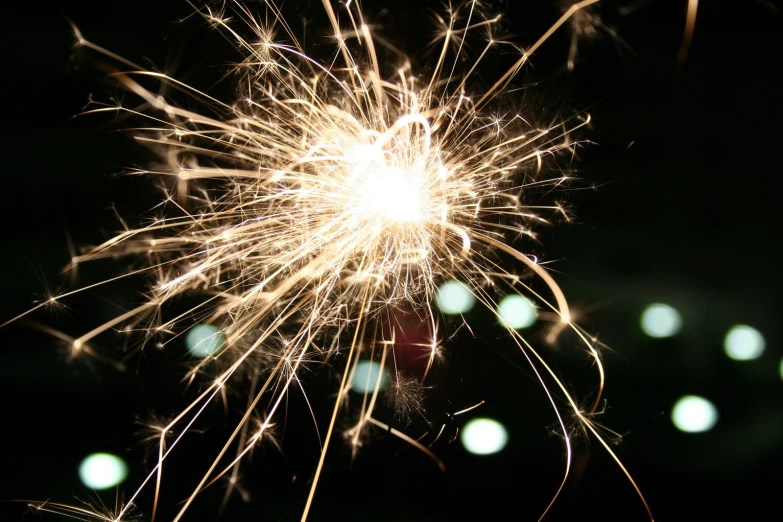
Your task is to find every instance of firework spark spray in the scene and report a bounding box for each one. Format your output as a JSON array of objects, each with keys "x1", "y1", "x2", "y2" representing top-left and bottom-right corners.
[{"x1": 10, "y1": 1, "x2": 655, "y2": 520}]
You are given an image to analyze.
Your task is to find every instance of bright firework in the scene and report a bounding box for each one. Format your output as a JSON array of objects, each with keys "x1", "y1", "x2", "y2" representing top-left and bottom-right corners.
[{"x1": 10, "y1": 0, "x2": 655, "y2": 520}]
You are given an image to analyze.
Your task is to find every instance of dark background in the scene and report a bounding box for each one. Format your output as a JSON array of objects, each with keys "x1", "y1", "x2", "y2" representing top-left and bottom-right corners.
[{"x1": 1, "y1": 0, "x2": 781, "y2": 521}]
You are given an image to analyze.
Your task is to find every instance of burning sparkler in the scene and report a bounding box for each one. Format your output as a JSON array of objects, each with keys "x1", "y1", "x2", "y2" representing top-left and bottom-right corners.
[{"x1": 10, "y1": 0, "x2": 658, "y2": 520}]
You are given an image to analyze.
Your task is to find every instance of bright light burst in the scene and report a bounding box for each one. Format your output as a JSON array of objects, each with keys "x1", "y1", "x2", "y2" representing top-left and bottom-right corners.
[{"x1": 10, "y1": 0, "x2": 657, "y2": 520}]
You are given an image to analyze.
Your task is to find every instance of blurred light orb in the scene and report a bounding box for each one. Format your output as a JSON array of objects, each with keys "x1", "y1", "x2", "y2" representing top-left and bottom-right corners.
[
  {"x1": 724, "y1": 325, "x2": 765, "y2": 361},
  {"x1": 351, "y1": 360, "x2": 387, "y2": 394},
  {"x1": 640, "y1": 303, "x2": 682, "y2": 338},
  {"x1": 460, "y1": 418, "x2": 508, "y2": 455},
  {"x1": 435, "y1": 280, "x2": 475, "y2": 315},
  {"x1": 496, "y1": 295, "x2": 537, "y2": 329},
  {"x1": 779, "y1": 357, "x2": 783, "y2": 382},
  {"x1": 671, "y1": 395, "x2": 718, "y2": 433},
  {"x1": 78, "y1": 453, "x2": 128, "y2": 490},
  {"x1": 185, "y1": 324, "x2": 225, "y2": 358}
]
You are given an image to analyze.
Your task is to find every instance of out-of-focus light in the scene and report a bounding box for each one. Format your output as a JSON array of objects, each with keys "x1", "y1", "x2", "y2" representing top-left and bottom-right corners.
[
  {"x1": 435, "y1": 280, "x2": 475, "y2": 315},
  {"x1": 671, "y1": 395, "x2": 718, "y2": 433},
  {"x1": 185, "y1": 324, "x2": 225, "y2": 358},
  {"x1": 351, "y1": 360, "x2": 387, "y2": 394},
  {"x1": 460, "y1": 418, "x2": 508, "y2": 455},
  {"x1": 779, "y1": 357, "x2": 783, "y2": 382},
  {"x1": 78, "y1": 453, "x2": 128, "y2": 490},
  {"x1": 496, "y1": 295, "x2": 536, "y2": 329},
  {"x1": 640, "y1": 303, "x2": 682, "y2": 338},
  {"x1": 724, "y1": 325, "x2": 765, "y2": 361}
]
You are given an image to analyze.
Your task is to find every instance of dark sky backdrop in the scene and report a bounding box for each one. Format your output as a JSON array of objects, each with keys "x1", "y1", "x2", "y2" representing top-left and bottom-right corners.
[{"x1": 1, "y1": 1, "x2": 782, "y2": 521}]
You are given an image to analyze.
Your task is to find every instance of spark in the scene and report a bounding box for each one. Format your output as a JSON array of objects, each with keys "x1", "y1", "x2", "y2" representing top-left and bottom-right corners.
[
  {"x1": 11, "y1": 1, "x2": 656, "y2": 521},
  {"x1": 677, "y1": 0, "x2": 700, "y2": 65}
]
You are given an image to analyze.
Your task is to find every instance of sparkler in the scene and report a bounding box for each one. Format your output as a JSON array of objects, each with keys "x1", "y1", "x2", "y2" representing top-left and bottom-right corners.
[{"x1": 11, "y1": 0, "x2": 656, "y2": 520}]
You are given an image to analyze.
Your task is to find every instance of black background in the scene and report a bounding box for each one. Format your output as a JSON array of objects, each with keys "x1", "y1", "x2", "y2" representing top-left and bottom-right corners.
[{"x1": 1, "y1": 1, "x2": 782, "y2": 521}]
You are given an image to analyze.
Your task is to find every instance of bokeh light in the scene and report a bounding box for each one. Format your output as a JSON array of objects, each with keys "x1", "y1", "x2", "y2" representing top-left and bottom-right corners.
[
  {"x1": 78, "y1": 453, "x2": 128, "y2": 490},
  {"x1": 185, "y1": 324, "x2": 225, "y2": 358},
  {"x1": 435, "y1": 280, "x2": 476, "y2": 315},
  {"x1": 779, "y1": 357, "x2": 783, "y2": 382},
  {"x1": 671, "y1": 395, "x2": 718, "y2": 433},
  {"x1": 460, "y1": 418, "x2": 509, "y2": 455},
  {"x1": 496, "y1": 295, "x2": 536, "y2": 329},
  {"x1": 640, "y1": 303, "x2": 682, "y2": 338},
  {"x1": 351, "y1": 360, "x2": 387, "y2": 394},
  {"x1": 724, "y1": 325, "x2": 765, "y2": 361}
]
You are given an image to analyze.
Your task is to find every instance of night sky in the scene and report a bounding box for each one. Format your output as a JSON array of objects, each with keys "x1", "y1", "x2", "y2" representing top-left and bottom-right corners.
[{"x1": 1, "y1": 1, "x2": 782, "y2": 521}]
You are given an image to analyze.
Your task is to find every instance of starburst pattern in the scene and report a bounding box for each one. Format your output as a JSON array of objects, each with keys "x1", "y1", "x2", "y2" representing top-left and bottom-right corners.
[{"x1": 8, "y1": 1, "x2": 656, "y2": 520}]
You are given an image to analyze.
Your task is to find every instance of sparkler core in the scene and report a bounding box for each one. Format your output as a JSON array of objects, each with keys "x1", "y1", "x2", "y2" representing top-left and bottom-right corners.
[
  {"x1": 356, "y1": 160, "x2": 425, "y2": 225},
  {"x1": 345, "y1": 115, "x2": 443, "y2": 228}
]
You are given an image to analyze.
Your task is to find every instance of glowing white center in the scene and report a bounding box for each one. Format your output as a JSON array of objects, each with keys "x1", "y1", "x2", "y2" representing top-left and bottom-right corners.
[
  {"x1": 363, "y1": 168, "x2": 422, "y2": 223},
  {"x1": 349, "y1": 145, "x2": 425, "y2": 224}
]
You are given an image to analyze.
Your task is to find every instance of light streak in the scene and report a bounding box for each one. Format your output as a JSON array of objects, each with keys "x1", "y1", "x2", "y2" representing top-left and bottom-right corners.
[
  {"x1": 13, "y1": 1, "x2": 657, "y2": 520},
  {"x1": 678, "y1": 0, "x2": 700, "y2": 65}
]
